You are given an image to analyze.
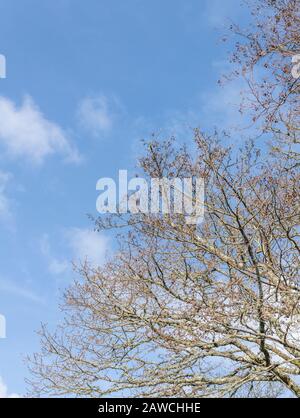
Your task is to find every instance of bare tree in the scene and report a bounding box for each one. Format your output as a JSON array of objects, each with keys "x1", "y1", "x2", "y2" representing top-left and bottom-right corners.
[
  {"x1": 227, "y1": 0, "x2": 300, "y2": 165},
  {"x1": 27, "y1": 133, "x2": 300, "y2": 397},
  {"x1": 27, "y1": 0, "x2": 300, "y2": 398}
]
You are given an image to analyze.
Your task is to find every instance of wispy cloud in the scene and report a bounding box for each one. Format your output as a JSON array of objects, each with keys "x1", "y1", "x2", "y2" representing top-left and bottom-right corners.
[
  {"x1": 41, "y1": 228, "x2": 109, "y2": 274},
  {"x1": 0, "y1": 377, "x2": 20, "y2": 398},
  {"x1": 65, "y1": 227, "x2": 109, "y2": 267},
  {"x1": 0, "y1": 170, "x2": 14, "y2": 226},
  {"x1": 0, "y1": 279, "x2": 44, "y2": 305},
  {"x1": 200, "y1": 79, "x2": 245, "y2": 131},
  {"x1": 77, "y1": 94, "x2": 121, "y2": 138},
  {"x1": 40, "y1": 234, "x2": 69, "y2": 275},
  {"x1": 0, "y1": 95, "x2": 81, "y2": 165}
]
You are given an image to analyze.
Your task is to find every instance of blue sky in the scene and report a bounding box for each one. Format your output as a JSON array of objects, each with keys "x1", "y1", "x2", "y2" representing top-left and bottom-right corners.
[{"x1": 0, "y1": 0, "x2": 247, "y2": 396}]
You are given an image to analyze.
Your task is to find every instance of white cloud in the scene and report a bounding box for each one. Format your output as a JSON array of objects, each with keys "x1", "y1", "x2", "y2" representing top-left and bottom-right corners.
[
  {"x1": 40, "y1": 234, "x2": 69, "y2": 275},
  {"x1": 0, "y1": 377, "x2": 20, "y2": 398},
  {"x1": 0, "y1": 279, "x2": 44, "y2": 304},
  {"x1": 41, "y1": 229, "x2": 109, "y2": 274},
  {"x1": 66, "y1": 228, "x2": 109, "y2": 267},
  {"x1": 0, "y1": 170, "x2": 13, "y2": 225},
  {"x1": 0, "y1": 96, "x2": 81, "y2": 165},
  {"x1": 48, "y1": 258, "x2": 70, "y2": 275},
  {"x1": 201, "y1": 80, "x2": 245, "y2": 130},
  {"x1": 77, "y1": 95, "x2": 120, "y2": 138}
]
